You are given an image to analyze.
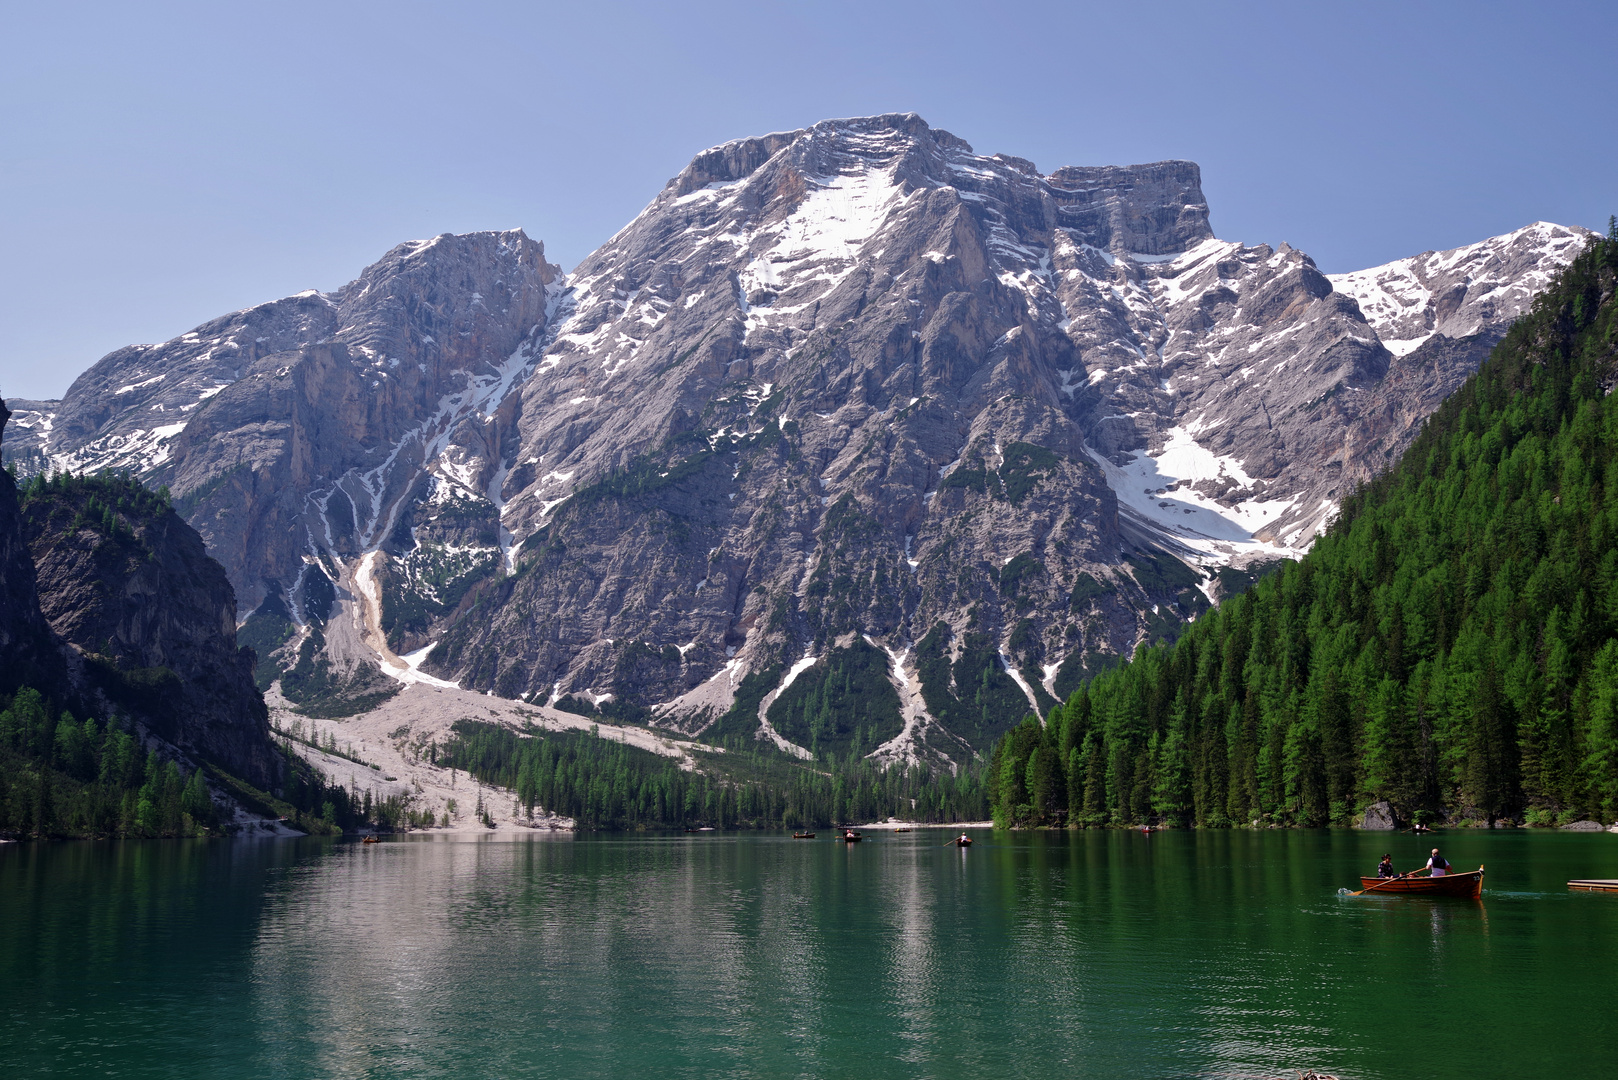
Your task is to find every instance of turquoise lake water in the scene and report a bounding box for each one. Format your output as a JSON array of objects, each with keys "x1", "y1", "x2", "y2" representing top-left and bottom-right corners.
[{"x1": 2, "y1": 828, "x2": 1615, "y2": 1078}]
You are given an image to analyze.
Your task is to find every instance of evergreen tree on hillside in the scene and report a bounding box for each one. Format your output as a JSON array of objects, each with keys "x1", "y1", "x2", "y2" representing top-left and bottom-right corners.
[{"x1": 0, "y1": 686, "x2": 227, "y2": 838}]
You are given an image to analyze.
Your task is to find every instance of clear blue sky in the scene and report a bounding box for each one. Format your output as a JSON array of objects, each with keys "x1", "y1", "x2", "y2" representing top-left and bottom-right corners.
[{"x1": 3, "y1": 0, "x2": 1614, "y2": 400}]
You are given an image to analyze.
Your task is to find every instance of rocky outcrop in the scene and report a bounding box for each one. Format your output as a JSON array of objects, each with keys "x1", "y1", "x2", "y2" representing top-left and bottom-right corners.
[
  {"x1": 0, "y1": 401, "x2": 62, "y2": 696},
  {"x1": 1358, "y1": 800, "x2": 1396, "y2": 830},
  {"x1": 21, "y1": 115, "x2": 1593, "y2": 765},
  {"x1": 18, "y1": 472, "x2": 278, "y2": 788}
]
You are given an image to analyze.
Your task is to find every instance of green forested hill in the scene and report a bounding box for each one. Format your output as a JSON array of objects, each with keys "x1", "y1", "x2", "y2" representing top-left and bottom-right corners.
[
  {"x1": 439, "y1": 720, "x2": 987, "y2": 830},
  {"x1": 990, "y1": 231, "x2": 1618, "y2": 829}
]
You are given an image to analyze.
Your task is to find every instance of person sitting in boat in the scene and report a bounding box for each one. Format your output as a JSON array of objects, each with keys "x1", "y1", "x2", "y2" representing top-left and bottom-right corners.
[
  {"x1": 1426, "y1": 848, "x2": 1449, "y2": 877},
  {"x1": 957, "y1": 832, "x2": 970, "y2": 845},
  {"x1": 1377, "y1": 854, "x2": 1395, "y2": 878}
]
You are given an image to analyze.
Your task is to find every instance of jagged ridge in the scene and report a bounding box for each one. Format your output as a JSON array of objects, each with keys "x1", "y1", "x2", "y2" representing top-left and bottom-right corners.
[{"x1": 15, "y1": 114, "x2": 1593, "y2": 767}]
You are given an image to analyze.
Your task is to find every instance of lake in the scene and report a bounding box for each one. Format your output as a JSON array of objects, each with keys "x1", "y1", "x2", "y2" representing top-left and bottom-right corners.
[{"x1": 2, "y1": 828, "x2": 1615, "y2": 1078}]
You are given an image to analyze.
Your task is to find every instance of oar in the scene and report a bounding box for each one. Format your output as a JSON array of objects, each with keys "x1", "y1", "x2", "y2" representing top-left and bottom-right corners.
[{"x1": 1349, "y1": 870, "x2": 1427, "y2": 896}]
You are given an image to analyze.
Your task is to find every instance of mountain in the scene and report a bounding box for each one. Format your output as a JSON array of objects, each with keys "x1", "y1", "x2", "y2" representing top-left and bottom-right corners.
[
  {"x1": 15, "y1": 114, "x2": 1593, "y2": 766},
  {"x1": 26, "y1": 231, "x2": 561, "y2": 612},
  {"x1": 987, "y1": 233, "x2": 1618, "y2": 829}
]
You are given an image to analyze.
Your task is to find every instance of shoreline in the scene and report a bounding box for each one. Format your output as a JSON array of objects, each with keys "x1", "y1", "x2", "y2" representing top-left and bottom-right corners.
[{"x1": 854, "y1": 820, "x2": 994, "y2": 831}]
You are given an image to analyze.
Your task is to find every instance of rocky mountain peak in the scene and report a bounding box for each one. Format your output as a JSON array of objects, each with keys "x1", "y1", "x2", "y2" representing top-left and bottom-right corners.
[
  {"x1": 1328, "y1": 220, "x2": 1589, "y2": 357},
  {"x1": 32, "y1": 228, "x2": 562, "y2": 618},
  {"x1": 1044, "y1": 160, "x2": 1212, "y2": 255},
  {"x1": 667, "y1": 113, "x2": 972, "y2": 199},
  {"x1": 18, "y1": 117, "x2": 1596, "y2": 768}
]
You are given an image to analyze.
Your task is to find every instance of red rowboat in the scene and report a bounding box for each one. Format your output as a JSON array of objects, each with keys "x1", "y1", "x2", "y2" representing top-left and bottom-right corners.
[{"x1": 1358, "y1": 866, "x2": 1484, "y2": 898}]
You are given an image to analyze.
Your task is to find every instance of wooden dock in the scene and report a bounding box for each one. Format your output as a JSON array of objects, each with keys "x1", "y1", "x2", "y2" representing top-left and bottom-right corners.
[{"x1": 1567, "y1": 880, "x2": 1618, "y2": 892}]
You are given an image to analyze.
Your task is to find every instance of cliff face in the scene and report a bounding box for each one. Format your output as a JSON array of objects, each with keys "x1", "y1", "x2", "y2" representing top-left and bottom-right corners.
[
  {"x1": 0, "y1": 401, "x2": 61, "y2": 696},
  {"x1": 14, "y1": 469, "x2": 278, "y2": 788},
  {"x1": 16, "y1": 115, "x2": 1593, "y2": 765}
]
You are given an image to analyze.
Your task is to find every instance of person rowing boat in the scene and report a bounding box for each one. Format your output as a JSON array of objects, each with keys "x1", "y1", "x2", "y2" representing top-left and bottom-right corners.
[
  {"x1": 1353, "y1": 861, "x2": 1484, "y2": 897},
  {"x1": 1426, "y1": 848, "x2": 1449, "y2": 878}
]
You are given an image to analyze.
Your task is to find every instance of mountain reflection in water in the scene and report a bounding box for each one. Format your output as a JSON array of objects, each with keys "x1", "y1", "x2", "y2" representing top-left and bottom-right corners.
[{"x1": 1, "y1": 829, "x2": 1614, "y2": 1079}]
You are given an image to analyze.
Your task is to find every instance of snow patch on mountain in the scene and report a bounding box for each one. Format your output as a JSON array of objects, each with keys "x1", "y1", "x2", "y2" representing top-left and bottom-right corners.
[
  {"x1": 1329, "y1": 221, "x2": 1589, "y2": 356},
  {"x1": 1086, "y1": 430, "x2": 1309, "y2": 562}
]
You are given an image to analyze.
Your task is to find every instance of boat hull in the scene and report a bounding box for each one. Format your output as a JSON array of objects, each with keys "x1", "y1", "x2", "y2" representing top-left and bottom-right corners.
[{"x1": 1358, "y1": 868, "x2": 1483, "y2": 898}]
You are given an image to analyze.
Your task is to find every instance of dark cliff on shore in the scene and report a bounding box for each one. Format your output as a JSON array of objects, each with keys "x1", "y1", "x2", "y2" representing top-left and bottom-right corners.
[{"x1": 1, "y1": 398, "x2": 279, "y2": 789}]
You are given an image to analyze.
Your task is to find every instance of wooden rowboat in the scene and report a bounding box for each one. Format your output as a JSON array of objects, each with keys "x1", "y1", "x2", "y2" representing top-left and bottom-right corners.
[
  {"x1": 839, "y1": 830, "x2": 863, "y2": 842},
  {"x1": 792, "y1": 832, "x2": 816, "y2": 839},
  {"x1": 362, "y1": 835, "x2": 380, "y2": 844},
  {"x1": 953, "y1": 837, "x2": 973, "y2": 847},
  {"x1": 1358, "y1": 867, "x2": 1484, "y2": 898}
]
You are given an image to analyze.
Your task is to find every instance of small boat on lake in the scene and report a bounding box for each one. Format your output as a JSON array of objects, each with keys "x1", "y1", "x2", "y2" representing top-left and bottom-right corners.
[
  {"x1": 953, "y1": 836, "x2": 973, "y2": 847},
  {"x1": 792, "y1": 832, "x2": 816, "y2": 839},
  {"x1": 1356, "y1": 867, "x2": 1484, "y2": 898},
  {"x1": 362, "y1": 835, "x2": 380, "y2": 844},
  {"x1": 840, "y1": 830, "x2": 863, "y2": 842}
]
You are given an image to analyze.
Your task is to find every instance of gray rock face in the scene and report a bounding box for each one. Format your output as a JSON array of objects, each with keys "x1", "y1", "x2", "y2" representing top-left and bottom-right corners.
[
  {"x1": 20, "y1": 477, "x2": 279, "y2": 788},
  {"x1": 1359, "y1": 800, "x2": 1396, "y2": 830},
  {"x1": 26, "y1": 115, "x2": 1593, "y2": 765},
  {"x1": 2, "y1": 399, "x2": 276, "y2": 787},
  {"x1": 37, "y1": 231, "x2": 561, "y2": 618},
  {"x1": 425, "y1": 115, "x2": 1587, "y2": 757},
  {"x1": 0, "y1": 401, "x2": 62, "y2": 696}
]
